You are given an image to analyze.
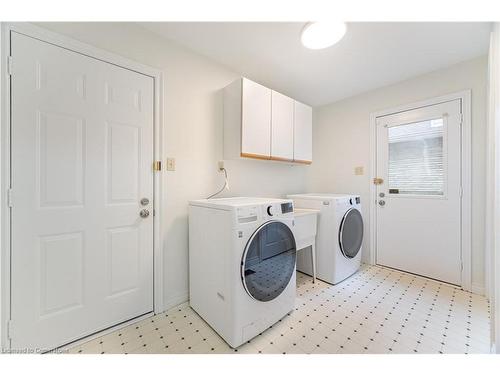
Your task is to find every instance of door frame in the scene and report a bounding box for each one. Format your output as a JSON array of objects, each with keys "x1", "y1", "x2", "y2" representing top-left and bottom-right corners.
[
  {"x1": 0, "y1": 22, "x2": 166, "y2": 350},
  {"x1": 368, "y1": 90, "x2": 472, "y2": 292},
  {"x1": 487, "y1": 23, "x2": 500, "y2": 354}
]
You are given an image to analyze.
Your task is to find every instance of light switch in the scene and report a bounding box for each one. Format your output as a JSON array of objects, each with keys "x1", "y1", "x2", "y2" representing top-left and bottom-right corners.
[
  {"x1": 354, "y1": 166, "x2": 364, "y2": 175},
  {"x1": 166, "y1": 158, "x2": 176, "y2": 171}
]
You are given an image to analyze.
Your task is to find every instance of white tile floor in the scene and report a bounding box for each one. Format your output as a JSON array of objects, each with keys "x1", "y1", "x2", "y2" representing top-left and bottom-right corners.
[{"x1": 65, "y1": 265, "x2": 491, "y2": 354}]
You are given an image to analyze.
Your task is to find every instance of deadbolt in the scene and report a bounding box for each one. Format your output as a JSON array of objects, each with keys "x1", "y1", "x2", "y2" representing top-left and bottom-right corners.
[
  {"x1": 140, "y1": 198, "x2": 150, "y2": 206},
  {"x1": 140, "y1": 209, "x2": 150, "y2": 218},
  {"x1": 378, "y1": 200, "x2": 386, "y2": 206},
  {"x1": 379, "y1": 192, "x2": 385, "y2": 198}
]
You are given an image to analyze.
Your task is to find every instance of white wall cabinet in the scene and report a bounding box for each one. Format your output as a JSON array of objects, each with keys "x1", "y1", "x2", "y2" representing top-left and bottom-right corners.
[
  {"x1": 224, "y1": 78, "x2": 271, "y2": 160},
  {"x1": 271, "y1": 91, "x2": 294, "y2": 161},
  {"x1": 224, "y1": 77, "x2": 312, "y2": 164},
  {"x1": 293, "y1": 101, "x2": 313, "y2": 163},
  {"x1": 241, "y1": 79, "x2": 272, "y2": 158}
]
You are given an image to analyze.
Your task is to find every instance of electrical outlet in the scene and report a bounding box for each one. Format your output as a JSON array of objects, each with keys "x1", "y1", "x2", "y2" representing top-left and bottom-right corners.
[
  {"x1": 166, "y1": 158, "x2": 176, "y2": 171},
  {"x1": 354, "y1": 166, "x2": 364, "y2": 175},
  {"x1": 218, "y1": 160, "x2": 225, "y2": 170}
]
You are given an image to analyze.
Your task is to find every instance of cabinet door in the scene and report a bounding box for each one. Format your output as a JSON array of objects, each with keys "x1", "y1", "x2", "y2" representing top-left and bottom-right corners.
[
  {"x1": 241, "y1": 78, "x2": 272, "y2": 158},
  {"x1": 294, "y1": 101, "x2": 313, "y2": 163},
  {"x1": 271, "y1": 91, "x2": 294, "y2": 161}
]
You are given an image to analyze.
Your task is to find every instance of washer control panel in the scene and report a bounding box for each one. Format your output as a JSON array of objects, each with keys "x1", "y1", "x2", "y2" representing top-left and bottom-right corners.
[
  {"x1": 236, "y1": 206, "x2": 259, "y2": 224},
  {"x1": 266, "y1": 201, "x2": 294, "y2": 217},
  {"x1": 280, "y1": 202, "x2": 294, "y2": 214},
  {"x1": 236, "y1": 201, "x2": 294, "y2": 222}
]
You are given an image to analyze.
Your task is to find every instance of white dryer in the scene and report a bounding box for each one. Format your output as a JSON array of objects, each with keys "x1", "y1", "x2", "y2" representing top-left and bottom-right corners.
[
  {"x1": 188, "y1": 197, "x2": 297, "y2": 348},
  {"x1": 287, "y1": 193, "x2": 363, "y2": 285}
]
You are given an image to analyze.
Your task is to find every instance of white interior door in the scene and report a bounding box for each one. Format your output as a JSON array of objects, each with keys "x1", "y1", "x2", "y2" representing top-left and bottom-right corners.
[
  {"x1": 10, "y1": 32, "x2": 154, "y2": 351},
  {"x1": 375, "y1": 99, "x2": 462, "y2": 285}
]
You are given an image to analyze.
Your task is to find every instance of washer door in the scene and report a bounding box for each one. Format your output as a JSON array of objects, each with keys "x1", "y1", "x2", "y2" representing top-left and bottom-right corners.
[
  {"x1": 241, "y1": 221, "x2": 296, "y2": 302},
  {"x1": 339, "y1": 208, "x2": 364, "y2": 259}
]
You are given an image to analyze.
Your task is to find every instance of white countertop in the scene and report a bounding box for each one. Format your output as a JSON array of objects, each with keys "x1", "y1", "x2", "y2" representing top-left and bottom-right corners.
[{"x1": 294, "y1": 208, "x2": 320, "y2": 217}]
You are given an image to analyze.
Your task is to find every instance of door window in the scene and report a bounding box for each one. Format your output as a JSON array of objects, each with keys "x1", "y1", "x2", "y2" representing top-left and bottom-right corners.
[
  {"x1": 242, "y1": 221, "x2": 296, "y2": 302},
  {"x1": 387, "y1": 118, "x2": 445, "y2": 196}
]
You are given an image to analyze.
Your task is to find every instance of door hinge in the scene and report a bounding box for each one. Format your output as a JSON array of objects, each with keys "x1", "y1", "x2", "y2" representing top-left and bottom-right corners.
[
  {"x1": 7, "y1": 188, "x2": 13, "y2": 207},
  {"x1": 460, "y1": 113, "x2": 464, "y2": 126},
  {"x1": 459, "y1": 186, "x2": 463, "y2": 198},
  {"x1": 7, "y1": 56, "x2": 13, "y2": 76},
  {"x1": 153, "y1": 160, "x2": 162, "y2": 171}
]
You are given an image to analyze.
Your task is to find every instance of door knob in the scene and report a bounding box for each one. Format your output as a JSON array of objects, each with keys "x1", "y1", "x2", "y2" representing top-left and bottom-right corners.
[
  {"x1": 140, "y1": 198, "x2": 150, "y2": 206},
  {"x1": 140, "y1": 209, "x2": 150, "y2": 218},
  {"x1": 378, "y1": 200, "x2": 386, "y2": 206}
]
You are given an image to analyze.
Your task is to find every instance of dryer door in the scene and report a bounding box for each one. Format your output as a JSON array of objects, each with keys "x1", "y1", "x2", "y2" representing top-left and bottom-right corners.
[
  {"x1": 241, "y1": 221, "x2": 296, "y2": 302},
  {"x1": 339, "y1": 208, "x2": 364, "y2": 259}
]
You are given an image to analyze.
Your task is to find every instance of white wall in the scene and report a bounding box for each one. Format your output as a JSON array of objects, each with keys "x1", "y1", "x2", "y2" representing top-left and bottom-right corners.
[
  {"x1": 307, "y1": 56, "x2": 488, "y2": 293},
  {"x1": 35, "y1": 22, "x2": 309, "y2": 309}
]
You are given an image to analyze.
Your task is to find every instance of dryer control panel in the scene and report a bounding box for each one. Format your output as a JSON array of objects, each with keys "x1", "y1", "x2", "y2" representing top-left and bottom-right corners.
[
  {"x1": 348, "y1": 196, "x2": 361, "y2": 205},
  {"x1": 336, "y1": 196, "x2": 362, "y2": 211}
]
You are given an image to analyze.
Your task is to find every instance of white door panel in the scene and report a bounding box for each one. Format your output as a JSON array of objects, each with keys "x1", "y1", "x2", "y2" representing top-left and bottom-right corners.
[
  {"x1": 375, "y1": 100, "x2": 462, "y2": 285},
  {"x1": 10, "y1": 32, "x2": 154, "y2": 350},
  {"x1": 241, "y1": 78, "x2": 271, "y2": 157},
  {"x1": 271, "y1": 91, "x2": 294, "y2": 160},
  {"x1": 293, "y1": 101, "x2": 312, "y2": 162}
]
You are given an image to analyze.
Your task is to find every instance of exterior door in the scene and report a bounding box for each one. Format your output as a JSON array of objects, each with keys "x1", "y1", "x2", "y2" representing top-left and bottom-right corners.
[
  {"x1": 10, "y1": 32, "x2": 154, "y2": 351},
  {"x1": 375, "y1": 99, "x2": 462, "y2": 285}
]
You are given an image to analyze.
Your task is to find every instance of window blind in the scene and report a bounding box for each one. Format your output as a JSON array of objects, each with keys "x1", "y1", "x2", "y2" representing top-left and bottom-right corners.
[{"x1": 388, "y1": 119, "x2": 444, "y2": 195}]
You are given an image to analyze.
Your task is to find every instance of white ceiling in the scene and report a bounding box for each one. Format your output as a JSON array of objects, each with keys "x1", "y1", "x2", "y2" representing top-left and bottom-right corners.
[{"x1": 139, "y1": 22, "x2": 491, "y2": 106}]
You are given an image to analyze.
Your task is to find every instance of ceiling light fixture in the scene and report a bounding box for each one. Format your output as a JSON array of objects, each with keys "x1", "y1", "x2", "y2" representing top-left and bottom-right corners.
[{"x1": 301, "y1": 22, "x2": 347, "y2": 50}]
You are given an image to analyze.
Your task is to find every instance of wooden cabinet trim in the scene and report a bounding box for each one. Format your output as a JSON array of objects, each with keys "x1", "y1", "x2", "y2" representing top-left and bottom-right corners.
[
  {"x1": 270, "y1": 156, "x2": 294, "y2": 162},
  {"x1": 240, "y1": 152, "x2": 271, "y2": 160}
]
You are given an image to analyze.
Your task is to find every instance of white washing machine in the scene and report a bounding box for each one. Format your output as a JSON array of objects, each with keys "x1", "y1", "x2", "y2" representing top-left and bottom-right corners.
[
  {"x1": 188, "y1": 197, "x2": 297, "y2": 348},
  {"x1": 287, "y1": 193, "x2": 363, "y2": 285}
]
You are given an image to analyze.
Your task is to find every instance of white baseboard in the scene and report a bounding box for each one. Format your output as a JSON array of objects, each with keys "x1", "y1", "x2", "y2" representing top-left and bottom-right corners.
[
  {"x1": 471, "y1": 282, "x2": 485, "y2": 296},
  {"x1": 163, "y1": 291, "x2": 189, "y2": 311}
]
